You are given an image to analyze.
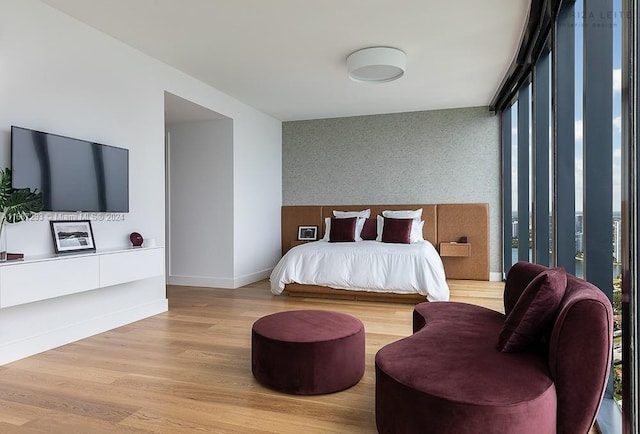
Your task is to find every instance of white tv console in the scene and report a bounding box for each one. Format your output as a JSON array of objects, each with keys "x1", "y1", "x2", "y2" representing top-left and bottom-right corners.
[
  {"x1": 0, "y1": 246, "x2": 164, "y2": 308},
  {"x1": 0, "y1": 246, "x2": 167, "y2": 365}
]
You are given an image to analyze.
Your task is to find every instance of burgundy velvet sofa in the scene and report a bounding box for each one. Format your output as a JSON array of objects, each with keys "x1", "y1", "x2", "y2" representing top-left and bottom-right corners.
[{"x1": 375, "y1": 262, "x2": 613, "y2": 434}]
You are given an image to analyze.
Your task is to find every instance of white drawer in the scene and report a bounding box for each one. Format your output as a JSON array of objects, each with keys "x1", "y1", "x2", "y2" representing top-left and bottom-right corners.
[
  {"x1": 0, "y1": 256, "x2": 100, "y2": 308},
  {"x1": 99, "y1": 247, "x2": 164, "y2": 288}
]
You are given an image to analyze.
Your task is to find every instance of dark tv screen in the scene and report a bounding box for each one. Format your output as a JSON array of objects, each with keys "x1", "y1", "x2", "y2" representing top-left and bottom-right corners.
[{"x1": 11, "y1": 126, "x2": 129, "y2": 212}]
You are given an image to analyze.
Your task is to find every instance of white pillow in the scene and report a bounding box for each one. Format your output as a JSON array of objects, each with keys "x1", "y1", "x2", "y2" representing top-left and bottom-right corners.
[
  {"x1": 354, "y1": 217, "x2": 366, "y2": 241},
  {"x1": 322, "y1": 217, "x2": 332, "y2": 241},
  {"x1": 413, "y1": 220, "x2": 425, "y2": 242},
  {"x1": 333, "y1": 209, "x2": 371, "y2": 219},
  {"x1": 376, "y1": 215, "x2": 384, "y2": 242},
  {"x1": 376, "y1": 215, "x2": 425, "y2": 243},
  {"x1": 322, "y1": 216, "x2": 366, "y2": 241},
  {"x1": 382, "y1": 208, "x2": 422, "y2": 220}
]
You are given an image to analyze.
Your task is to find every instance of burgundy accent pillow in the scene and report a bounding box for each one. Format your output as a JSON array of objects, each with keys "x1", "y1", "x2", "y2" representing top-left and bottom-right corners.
[
  {"x1": 381, "y1": 217, "x2": 412, "y2": 244},
  {"x1": 329, "y1": 217, "x2": 357, "y2": 242},
  {"x1": 361, "y1": 218, "x2": 377, "y2": 240},
  {"x1": 498, "y1": 267, "x2": 567, "y2": 352}
]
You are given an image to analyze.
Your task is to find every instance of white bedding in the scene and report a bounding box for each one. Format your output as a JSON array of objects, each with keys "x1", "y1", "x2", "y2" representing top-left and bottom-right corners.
[{"x1": 269, "y1": 240, "x2": 449, "y2": 301}]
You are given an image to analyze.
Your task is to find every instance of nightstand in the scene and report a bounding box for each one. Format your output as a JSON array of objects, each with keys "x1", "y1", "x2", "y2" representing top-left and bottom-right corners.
[{"x1": 439, "y1": 242, "x2": 471, "y2": 257}]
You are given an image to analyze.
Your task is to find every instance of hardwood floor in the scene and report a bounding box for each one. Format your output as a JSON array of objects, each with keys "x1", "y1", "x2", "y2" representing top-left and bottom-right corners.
[{"x1": 0, "y1": 279, "x2": 590, "y2": 433}]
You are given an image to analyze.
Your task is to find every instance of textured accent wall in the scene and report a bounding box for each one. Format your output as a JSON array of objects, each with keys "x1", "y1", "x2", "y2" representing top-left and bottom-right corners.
[{"x1": 282, "y1": 106, "x2": 501, "y2": 274}]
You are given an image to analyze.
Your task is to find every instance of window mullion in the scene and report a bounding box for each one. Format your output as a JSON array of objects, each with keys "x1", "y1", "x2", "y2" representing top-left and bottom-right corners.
[
  {"x1": 518, "y1": 87, "x2": 531, "y2": 261},
  {"x1": 502, "y1": 108, "x2": 513, "y2": 276},
  {"x1": 534, "y1": 54, "x2": 551, "y2": 266},
  {"x1": 554, "y1": 2, "x2": 577, "y2": 273}
]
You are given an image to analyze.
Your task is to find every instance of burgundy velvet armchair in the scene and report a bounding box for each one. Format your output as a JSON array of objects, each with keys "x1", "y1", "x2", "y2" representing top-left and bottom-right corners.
[{"x1": 375, "y1": 262, "x2": 613, "y2": 434}]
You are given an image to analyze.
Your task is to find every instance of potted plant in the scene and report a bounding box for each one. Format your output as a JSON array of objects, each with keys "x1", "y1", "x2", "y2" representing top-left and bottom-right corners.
[{"x1": 0, "y1": 168, "x2": 44, "y2": 261}]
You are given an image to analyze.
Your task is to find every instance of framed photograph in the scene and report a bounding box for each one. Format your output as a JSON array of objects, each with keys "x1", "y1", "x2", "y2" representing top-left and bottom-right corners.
[
  {"x1": 297, "y1": 225, "x2": 318, "y2": 241},
  {"x1": 50, "y1": 220, "x2": 96, "y2": 254}
]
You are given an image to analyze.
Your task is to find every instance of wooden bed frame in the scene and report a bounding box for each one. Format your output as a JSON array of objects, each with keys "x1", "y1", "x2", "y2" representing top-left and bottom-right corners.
[
  {"x1": 281, "y1": 203, "x2": 489, "y2": 302},
  {"x1": 284, "y1": 283, "x2": 428, "y2": 304}
]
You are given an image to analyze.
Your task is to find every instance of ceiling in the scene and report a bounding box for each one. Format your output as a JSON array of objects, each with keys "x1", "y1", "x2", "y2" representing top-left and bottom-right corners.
[{"x1": 42, "y1": 0, "x2": 530, "y2": 122}]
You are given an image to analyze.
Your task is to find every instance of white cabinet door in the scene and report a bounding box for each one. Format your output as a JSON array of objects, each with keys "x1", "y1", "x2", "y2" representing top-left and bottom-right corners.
[
  {"x1": 99, "y1": 248, "x2": 164, "y2": 288},
  {"x1": 0, "y1": 256, "x2": 100, "y2": 308}
]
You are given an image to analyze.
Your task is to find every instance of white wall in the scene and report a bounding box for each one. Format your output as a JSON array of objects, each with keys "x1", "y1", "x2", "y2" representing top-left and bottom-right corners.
[
  {"x1": 0, "y1": 0, "x2": 281, "y2": 363},
  {"x1": 166, "y1": 120, "x2": 235, "y2": 287},
  {"x1": 233, "y1": 114, "x2": 282, "y2": 285},
  {"x1": 1, "y1": 4, "x2": 165, "y2": 252}
]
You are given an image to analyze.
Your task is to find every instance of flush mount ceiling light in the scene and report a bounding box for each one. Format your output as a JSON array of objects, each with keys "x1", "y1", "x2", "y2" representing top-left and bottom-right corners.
[{"x1": 346, "y1": 47, "x2": 406, "y2": 84}]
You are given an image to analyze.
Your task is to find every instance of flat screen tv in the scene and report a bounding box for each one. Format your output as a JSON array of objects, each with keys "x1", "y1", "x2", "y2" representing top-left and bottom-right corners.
[{"x1": 11, "y1": 126, "x2": 129, "y2": 212}]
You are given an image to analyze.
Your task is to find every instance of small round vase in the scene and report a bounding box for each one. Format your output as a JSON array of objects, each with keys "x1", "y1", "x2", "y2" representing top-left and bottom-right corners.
[{"x1": 130, "y1": 232, "x2": 143, "y2": 247}]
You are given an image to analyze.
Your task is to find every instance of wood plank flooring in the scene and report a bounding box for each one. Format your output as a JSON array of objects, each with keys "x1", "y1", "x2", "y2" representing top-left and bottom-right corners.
[{"x1": 0, "y1": 279, "x2": 585, "y2": 433}]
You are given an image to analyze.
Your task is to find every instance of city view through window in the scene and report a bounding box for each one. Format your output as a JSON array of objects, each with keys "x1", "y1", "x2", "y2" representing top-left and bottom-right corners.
[{"x1": 508, "y1": 0, "x2": 623, "y2": 407}]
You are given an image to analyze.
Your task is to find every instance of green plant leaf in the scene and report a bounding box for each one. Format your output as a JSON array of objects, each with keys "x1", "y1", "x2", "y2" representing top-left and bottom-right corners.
[
  {"x1": 0, "y1": 168, "x2": 13, "y2": 210},
  {"x1": 4, "y1": 188, "x2": 44, "y2": 223}
]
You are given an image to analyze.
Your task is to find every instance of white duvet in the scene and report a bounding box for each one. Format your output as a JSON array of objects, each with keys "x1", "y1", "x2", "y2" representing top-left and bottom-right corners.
[{"x1": 269, "y1": 240, "x2": 449, "y2": 301}]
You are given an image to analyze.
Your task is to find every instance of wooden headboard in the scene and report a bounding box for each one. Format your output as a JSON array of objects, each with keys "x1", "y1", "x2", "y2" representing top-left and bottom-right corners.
[{"x1": 281, "y1": 203, "x2": 489, "y2": 280}]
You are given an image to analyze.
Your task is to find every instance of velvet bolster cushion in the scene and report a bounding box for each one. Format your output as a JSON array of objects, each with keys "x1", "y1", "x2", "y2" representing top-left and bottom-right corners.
[
  {"x1": 381, "y1": 217, "x2": 412, "y2": 244},
  {"x1": 329, "y1": 217, "x2": 357, "y2": 242},
  {"x1": 360, "y1": 218, "x2": 377, "y2": 240},
  {"x1": 498, "y1": 267, "x2": 567, "y2": 352},
  {"x1": 504, "y1": 261, "x2": 548, "y2": 316}
]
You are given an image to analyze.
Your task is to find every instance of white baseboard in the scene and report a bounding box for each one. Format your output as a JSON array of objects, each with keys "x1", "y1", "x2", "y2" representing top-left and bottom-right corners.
[
  {"x1": 490, "y1": 272, "x2": 503, "y2": 282},
  {"x1": 233, "y1": 268, "x2": 272, "y2": 288},
  {"x1": 0, "y1": 298, "x2": 168, "y2": 366},
  {"x1": 168, "y1": 275, "x2": 236, "y2": 289},
  {"x1": 168, "y1": 268, "x2": 272, "y2": 289}
]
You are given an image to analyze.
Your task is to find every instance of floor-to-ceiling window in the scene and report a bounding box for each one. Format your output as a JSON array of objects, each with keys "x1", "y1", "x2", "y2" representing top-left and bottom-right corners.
[
  {"x1": 574, "y1": 2, "x2": 585, "y2": 278},
  {"x1": 612, "y1": 0, "x2": 623, "y2": 408},
  {"x1": 493, "y1": 0, "x2": 636, "y2": 432},
  {"x1": 623, "y1": 0, "x2": 639, "y2": 431}
]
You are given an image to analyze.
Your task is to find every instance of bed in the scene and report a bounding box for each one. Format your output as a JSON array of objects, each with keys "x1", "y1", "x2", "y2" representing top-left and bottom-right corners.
[
  {"x1": 276, "y1": 203, "x2": 489, "y2": 303},
  {"x1": 270, "y1": 239, "x2": 449, "y2": 301}
]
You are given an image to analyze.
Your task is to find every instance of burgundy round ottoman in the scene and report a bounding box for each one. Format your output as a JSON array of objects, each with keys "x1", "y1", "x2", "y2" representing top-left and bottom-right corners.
[{"x1": 251, "y1": 310, "x2": 365, "y2": 395}]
